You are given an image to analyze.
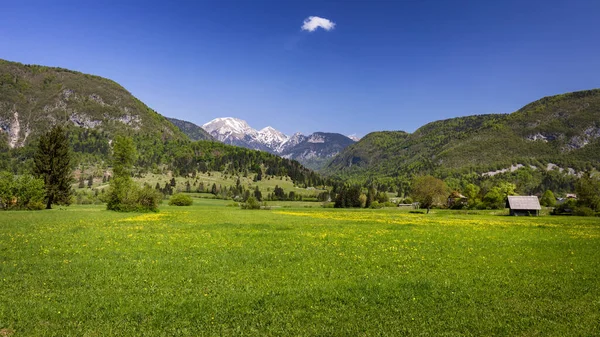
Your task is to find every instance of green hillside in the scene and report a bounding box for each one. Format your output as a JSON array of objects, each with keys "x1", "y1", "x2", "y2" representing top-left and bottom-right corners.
[
  {"x1": 325, "y1": 89, "x2": 600, "y2": 182},
  {"x1": 0, "y1": 58, "x2": 185, "y2": 149},
  {"x1": 166, "y1": 117, "x2": 214, "y2": 141}
]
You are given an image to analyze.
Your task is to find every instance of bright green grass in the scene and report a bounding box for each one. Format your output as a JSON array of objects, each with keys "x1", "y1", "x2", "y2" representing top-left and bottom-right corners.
[{"x1": 1, "y1": 201, "x2": 599, "y2": 336}]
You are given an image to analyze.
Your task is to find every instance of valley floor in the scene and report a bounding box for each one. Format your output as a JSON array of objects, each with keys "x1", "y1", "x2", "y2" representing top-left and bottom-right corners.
[{"x1": 1, "y1": 200, "x2": 599, "y2": 336}]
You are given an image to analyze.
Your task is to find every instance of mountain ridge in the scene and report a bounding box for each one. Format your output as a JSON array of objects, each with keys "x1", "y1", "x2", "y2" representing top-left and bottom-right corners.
[
  {"x1": 0, "y1": 58, "x2": 186, "y2": 149},
  {"x1": 325, "y1": 89, "x2": 600, "y2": 182},
  {"x1": 200, "y1": 117, "x2": 355, "y2": 170}
]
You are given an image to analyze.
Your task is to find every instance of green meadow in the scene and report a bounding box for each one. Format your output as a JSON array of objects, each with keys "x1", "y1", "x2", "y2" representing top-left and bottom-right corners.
[{"x1": 1, "y1": 199, "x2": 599, "y2": 336}]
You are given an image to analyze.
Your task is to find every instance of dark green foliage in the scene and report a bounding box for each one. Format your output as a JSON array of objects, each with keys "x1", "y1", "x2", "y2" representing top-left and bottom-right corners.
[
  {"x1": 410, "y1": 176, "x2": 448, "y2": 213},
  {"x1": 575, "y1": 173, "x2": 600, "y2": 212},
  {"x1": 273, "y1": 185, "x2": 286, "y2": 200},
  {"x1": 0, "y1": 172, "x2": 45, "y2": 210},
  {"x1": 169, "y1": 193, "x2": 193, "y2": 206},
  {"x1": 334, "y1": 185, "x2": 362, "y2": 208},
  {"x1": 572, "y1": 206, "x2": 595, "y2": 217},
  {"x1": 33, "y1": 126, "x2": 73, "y2": 209},
  {"x1": 253, "y1": 186, "x2": 262, "y2": 201},
  {"x1": 482, "y1": 182, "x2": 516, "y2": 210},
  {"x1": 552, "y1": 198, "x2": 577, "y2": 215}
]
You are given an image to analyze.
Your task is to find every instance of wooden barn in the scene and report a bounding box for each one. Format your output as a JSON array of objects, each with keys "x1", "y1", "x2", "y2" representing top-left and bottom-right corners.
[{"x1": 506, "y1": 196, "x2": 541, "y2": 216}]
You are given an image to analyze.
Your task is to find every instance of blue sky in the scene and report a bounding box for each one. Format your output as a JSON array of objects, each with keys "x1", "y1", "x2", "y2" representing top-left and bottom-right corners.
[{"x1": 2, "y1": 0, "x2": 600, "y2": 137}]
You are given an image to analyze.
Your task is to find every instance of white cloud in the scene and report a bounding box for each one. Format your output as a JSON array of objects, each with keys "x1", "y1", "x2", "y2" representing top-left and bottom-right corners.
[{"x1": 301, "y1": 16, "x2": 336, "y2": 32}]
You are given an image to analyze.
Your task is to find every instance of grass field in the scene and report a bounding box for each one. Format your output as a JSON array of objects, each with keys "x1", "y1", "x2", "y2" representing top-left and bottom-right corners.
[{"x1": 1, "y1": 199, "x2": 599, "y2": 336}]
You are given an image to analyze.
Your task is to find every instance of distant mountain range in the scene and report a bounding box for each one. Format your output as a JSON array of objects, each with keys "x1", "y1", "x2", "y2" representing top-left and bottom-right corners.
[
  {"x1": 170, "y1": 117, "x2": 356, "y2": 170},
  {"x1": 3, "y1": 58, "x2": 599, "y2": 183}
]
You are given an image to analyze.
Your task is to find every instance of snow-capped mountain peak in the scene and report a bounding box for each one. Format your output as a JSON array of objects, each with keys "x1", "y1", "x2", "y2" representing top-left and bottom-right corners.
[
  {"x1": 348, "y1": 134, "x2": 361, "y2": 141},
  {"x1": 202, "y1": 117, "x2": 256, "y2": 137},
  {"x1": 200, "y1": 117, "x2": 356, "y2": 170},
  {"x1": 277, "y1": 132, "x2": 307, "y2": 153},
  {"x1": 257, "y1": 126, "x2": 289, "y2": 148}
]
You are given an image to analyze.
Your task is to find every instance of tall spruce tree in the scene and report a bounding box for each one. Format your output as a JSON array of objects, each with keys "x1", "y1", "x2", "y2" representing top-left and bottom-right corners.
[{"x1": 33, "y1": 125, "x2": 73, "y2": 209}]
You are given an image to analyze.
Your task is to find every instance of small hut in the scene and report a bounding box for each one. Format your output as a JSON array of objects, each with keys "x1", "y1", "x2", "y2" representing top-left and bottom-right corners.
[
  {"x1": 506, "y1": 196, "x2": 541, "y2": 216},
  {"x1": 447, "y1": 191, "x2": 467, "y2": 208}
]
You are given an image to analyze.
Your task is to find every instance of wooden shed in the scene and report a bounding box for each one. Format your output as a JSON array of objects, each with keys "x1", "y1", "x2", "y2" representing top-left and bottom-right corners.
[{"x1": 506, "y1": 196, "x2": 541, "y2": 216}]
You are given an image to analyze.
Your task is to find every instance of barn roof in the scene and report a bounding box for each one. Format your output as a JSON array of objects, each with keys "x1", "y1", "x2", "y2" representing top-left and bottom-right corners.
[{"x1": 507, "y1": 196, "x2": 541, "y2": 210}]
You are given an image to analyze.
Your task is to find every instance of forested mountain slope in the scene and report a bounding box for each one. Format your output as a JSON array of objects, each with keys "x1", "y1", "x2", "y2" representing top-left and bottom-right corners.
[
  {"x1": 0, "y1": 58, "x2": 185, "y2": 149},
  {"x1": 325, "y1": 90, "x2": 600, "y2": 181},
  {"x1": 166, "y1": 117, "x2": 214, "y2": 141}
]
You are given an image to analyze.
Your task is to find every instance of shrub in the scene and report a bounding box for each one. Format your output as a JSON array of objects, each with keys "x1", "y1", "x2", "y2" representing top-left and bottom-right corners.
[
  {"x1": 552, "y1": 199, "x2": 577, "y2": 215},
  {"x1": 540, "y1": 190, "x2": 556, "y2": 207},
  {"x1": 106, "y1": 181, "x2": 162, "y2": 212},
  {"x1": 169, "y1": 193, "x2": 193, "y2": 206},
  {"x1": 369, "y1": 201, "x2": 382, "y2": 209},
  {"x1": 241, "y1": 196, "x2": 260, "y2": 209},
  {"x1": 573, "y1": 206, "x2": 595, "y2": 217},
  {"x1": 136, "y1": 186, "x2": 162, "y2": 211},
  {"x1": 359, "y1": 194, "x2": 367, "y2": 208},
  {"x1": 26, "y1": 201, "x2": 46, "y2": 210},
  {"x1": 0, "y1": 172, "x2": 45, "y2": 210}
]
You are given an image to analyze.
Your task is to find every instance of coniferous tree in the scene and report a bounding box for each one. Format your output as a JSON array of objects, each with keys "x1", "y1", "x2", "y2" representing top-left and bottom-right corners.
[
  {"x1": 33, "y1": 125, "x2": 73, "y2": 209},
  {"x1": 254, "y1": 186, "x2": 262, "y2": 201}
]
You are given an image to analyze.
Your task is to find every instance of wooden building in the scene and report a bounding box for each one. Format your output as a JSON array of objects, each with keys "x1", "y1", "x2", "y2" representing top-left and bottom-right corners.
[{"x1": 506, "y1": 196, "x2": 541, "y2": 216}]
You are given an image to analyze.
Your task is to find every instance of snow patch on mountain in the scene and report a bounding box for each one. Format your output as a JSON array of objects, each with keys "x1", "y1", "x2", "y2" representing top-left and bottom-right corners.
[
  {"x1": 277, "y1": 132, "x2": 307, "y2": 153},
  {"x1": 307, "y1": 134, "x2": 326, "y2": 143},
  {"x1": 257, "y1": 126, "x2": 289, "y2": 149},
  {"x1": 202, "y1": 117, "x2": 257, "y2": 141},
  {"x1": 348, "y1": 134, "x2": 361, "y2": 141}
]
